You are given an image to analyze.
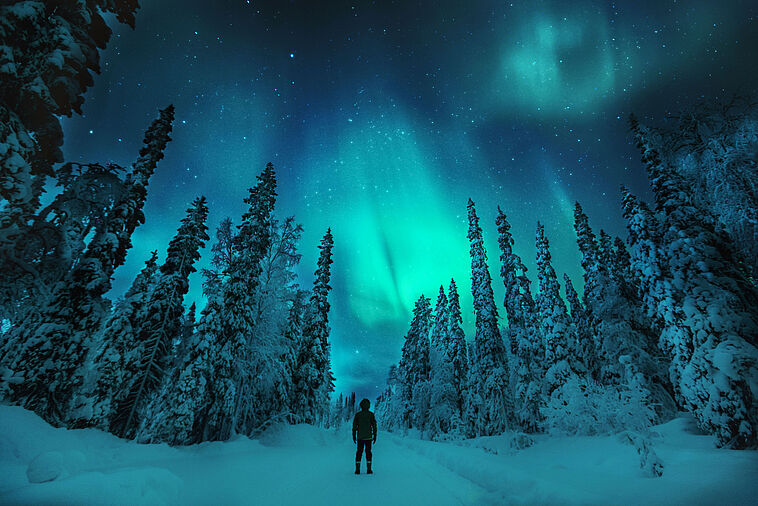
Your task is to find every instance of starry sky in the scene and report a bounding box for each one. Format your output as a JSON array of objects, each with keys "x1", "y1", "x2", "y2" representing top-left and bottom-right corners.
[{"x1": 61, "y1": 0, "x2": 758, "y2": 400}]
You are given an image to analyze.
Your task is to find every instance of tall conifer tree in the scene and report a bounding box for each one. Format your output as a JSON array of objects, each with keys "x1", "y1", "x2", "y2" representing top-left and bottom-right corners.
[
  {"x1": 294, "y1": 229, "x2": 335, "y2": 425},
  {"x1": 466, "y1": 199, "x2": 512, "y2": 436},
  {"x1": 627, "y1": 116, "x2": 758, "y2": 447},
  {"x1": 3, "y1": 107, "x2": 174, "y2": 424},
  {"x1": 208, "y1": 163, "x2": 277, "y2": 439},
  {"x1": 397, "y1": 295, "x2": 432, "y2": 429},
  {"x1": 111, "y1": 196, "x2": 209, "y2": 438}
]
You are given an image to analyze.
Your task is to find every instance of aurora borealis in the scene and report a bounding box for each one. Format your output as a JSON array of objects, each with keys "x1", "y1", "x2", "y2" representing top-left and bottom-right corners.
[{"x1": 60, "y1": 0, "x2": 758, "y2": 399}]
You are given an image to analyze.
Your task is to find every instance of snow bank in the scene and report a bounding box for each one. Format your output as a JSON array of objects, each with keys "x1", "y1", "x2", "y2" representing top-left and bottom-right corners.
[{"x1": 394, "y1": 416, "x2": 758, "y2": 505}]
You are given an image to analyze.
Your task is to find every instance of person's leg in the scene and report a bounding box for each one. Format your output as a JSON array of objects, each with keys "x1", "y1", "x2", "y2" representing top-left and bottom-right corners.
[
  {"x1": 355, "y1": 440, "x2": 364, "y2": 474},
  {"x1": 365, "y1": 440, "x2": 373, "y2": 474}
]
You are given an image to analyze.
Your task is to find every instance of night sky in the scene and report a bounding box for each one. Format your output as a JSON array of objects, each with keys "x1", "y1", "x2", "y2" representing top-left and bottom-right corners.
[{"x1": 60, "y1": 0, "x2": 758, "y2": 400}]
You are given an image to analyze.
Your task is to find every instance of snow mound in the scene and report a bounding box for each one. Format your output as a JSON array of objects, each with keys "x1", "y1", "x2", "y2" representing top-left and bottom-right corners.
[
  {"x1": 26, "y1": 450, "x2": 85, "y2": 483},
  {"x1": 7, "y1": 467, "x2": 181, "y2": 505}
]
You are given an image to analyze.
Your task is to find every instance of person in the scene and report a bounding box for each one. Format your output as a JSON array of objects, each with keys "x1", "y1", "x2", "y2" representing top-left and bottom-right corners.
[{"x1": 352, "y1": 398, "x2": 377, "y2": 475}]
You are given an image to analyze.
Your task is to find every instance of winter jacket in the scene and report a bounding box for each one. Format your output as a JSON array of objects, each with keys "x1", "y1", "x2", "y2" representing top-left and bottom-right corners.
[{"x1": 353, "y1": 409, "x2": 377, "y2": 441}]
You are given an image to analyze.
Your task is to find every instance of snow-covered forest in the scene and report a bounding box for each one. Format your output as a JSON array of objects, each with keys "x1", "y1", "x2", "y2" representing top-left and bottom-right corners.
[
  {"x1": 1, "y1": 1, "x2": 757, "y2": 504},
  {"x1": 0, "y1": 1, "x2": 336, "y2": 445},
  {"x1": 376, "y1": 104, "x2": 758, "y2": 450}
]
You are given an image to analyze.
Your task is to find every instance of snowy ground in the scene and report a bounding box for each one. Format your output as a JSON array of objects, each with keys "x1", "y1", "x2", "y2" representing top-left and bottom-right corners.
[{"x1": 1, "y1": 406, "x2": 756, "y2": 505}]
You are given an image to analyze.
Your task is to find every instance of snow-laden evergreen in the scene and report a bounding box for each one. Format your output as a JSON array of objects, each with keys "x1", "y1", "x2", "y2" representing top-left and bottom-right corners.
[
  {"x1": 294, "y1": 228, "x2": 335, "y2": 425},
  {"x1": 466, "y1": 199, "x2": 512, "y2": 436},
  {"x1": 0, "y1": 162, "x2": 127, "y2": 326},
  {"x1": 207, "y1": 163, "x2": 277, "y2": 440},
  {"x1": 563, "y1": 274, "x2": 596, "y2": 377},
  {"x1": 626, "y1": 115, "x2": 758, "y2": 448},
  {"x1": 137, "y1": 297, "x2": 222, "y2": 445},
  {"x1": 534, "y1": 223, "x2": 574, "y2": 395},
  {"x1": 0, "y1": 0, "x2": 139, "y2": 236},
  {"x1": 80, "y1": 251, "x2": 160, "y2": 430},
  {"x1": 397, "y1": 295, "x2": 432, "y2": 430},
  {"x1": 1, "y1": 106, "x2": 174, "y2": 425},
  {"x1": 645, "y1": 98, "x2": 758, "y2": 281},
  {"x1": 446, "y1": 279, "x2": 469, "y2": 421},
  {"x1": 573, "y1": 202, "x2": 674, "y2": 423},
  {"x1": 427, "y1": 286, "x2": 462, "y2": 439},
  {"x1": 496, "y1": 208, "x2": 542, "y2": 433},
  {"x1": 174, "y1": 302, "x2": 197, "y2": 368},
  {"x1": 110, "y1": 196, "x2": 209, "y2": 438}
]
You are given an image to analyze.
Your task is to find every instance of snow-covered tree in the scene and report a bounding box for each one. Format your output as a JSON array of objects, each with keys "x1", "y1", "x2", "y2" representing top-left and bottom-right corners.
[
  {"x1": 0, "y1": 161, "x2": 127, "y2": 326},
  {"x1": 206, "y1": 163, "x2": 277, "y2": 440},
  {"x1": 535, "y1": 222, "x2": 574, "y2": 395},
  {"x1": 626, "y1": 115, "x2": 758, "y2": 448},
  {"x1": 244, "y1": 217, "x2": 304, "y2": 427},
  {"x1": 375, "y1": 365, "x2": 404, "y2": 430},
  {"x1": 496, "y1": 208, "x2": 535, "y2": 337},
  {"x1": 563, "y1": 273, "x2": 597, "y2": 377},
  {"x1": 446, "y1": 278, "x2": 468, "y2": 419},
  {"x1": 645, "y1": 97, "x2": 758, "y2": 281},
  {"x1": 201, "y1": 217, "x2": 236, "y2": 298},
  {"x1": 281, "y1": 290, "x2": 306, "y2": 423},
  {"x1": 174, "y1": 302, "x2": 197, "y2": 368},
  {"x1": 574, "y1": 202, "x2": 672, "y2": 424},
  {"x1": 77, "y1": 251, "x2": 159, "y2": 429},
  {"x1": 2, "y1": 106, "x2": 174, "y2": 425},
  {"x1": 138, "y1": 296, "x2": 223, "y2": 445},
  {"x1": 397, "y1": 295, "x2": 432, "y2": 430},
  {"x1": 495, "y1": 207, "x2": 542, "y2": 432},
  {"x1": 466, "y1": 199, "x2": 512, "y2": 436},
  {"x1": 110, "y1": 196, "x2": 209, "y2": 438},
  {"x1": 294, "y1": 228, "x2": 335, "y2": 425},
  {"x1": 0, "y1": 0, "x2": 139, "y2": 234},
  {"x1": 428, "y1": 286, "x2": 460, "y2": 438}
]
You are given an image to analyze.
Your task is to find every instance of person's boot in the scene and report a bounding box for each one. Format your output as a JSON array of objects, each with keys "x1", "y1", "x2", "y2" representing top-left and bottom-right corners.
[
  {"x1": 355, "y1": 462, "x2": 360, "y2": 475},
  {"x1": 367, "y1": 461, "x2": 373, "y2": 474}
]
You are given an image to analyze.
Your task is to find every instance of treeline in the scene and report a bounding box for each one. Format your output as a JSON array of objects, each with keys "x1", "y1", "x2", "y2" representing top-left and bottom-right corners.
[
  {"x1": 0, "y1": 1, "x2": 335, "y2": 445},
  {"x1": 376, "y1": 98, "x2": 758, "y2": 449}
]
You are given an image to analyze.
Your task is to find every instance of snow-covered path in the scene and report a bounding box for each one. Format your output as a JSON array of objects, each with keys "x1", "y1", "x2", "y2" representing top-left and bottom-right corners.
[
  {"x1": 160, "y1": 431, "x2": 485, "y2": 505},
  {"x1": 2, "y1": 406, "x2": 757, "y2": 505},
  {"x1": 0, "y1": 407, "x2": 486, "y2": 505}
]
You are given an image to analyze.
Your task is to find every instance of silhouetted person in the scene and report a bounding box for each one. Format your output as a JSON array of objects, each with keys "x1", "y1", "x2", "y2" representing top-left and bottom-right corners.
[{"x1": 353, "y1": 398, "x2": 377, "y2": 474}]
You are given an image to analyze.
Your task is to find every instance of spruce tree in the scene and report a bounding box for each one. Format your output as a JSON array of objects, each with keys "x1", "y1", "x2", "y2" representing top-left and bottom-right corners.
[
  {"x1": 398, "y1": 295, "x2": 432, "y2": 430},
  {"x1": 428, "y1": 286, "x2": 459, "y2": 438},
  {"x1": 466, "y1": 199, "x2": 512, "y2": 436},
  {"x1": 496, "y1": 207, "x2": 535, "y2": 335},
  {"x1": 282, "y1": 290, "x2": 306, "y2": 423},
  {"x1": 139, "y1": 296, "x2": 223, "y2": 445},
  {"x1": 496, "y1": 207, "x2": 542, "y2": 432},
  {"x1": 174, "y1": 302, "x2": 197, "y2": 367},
  {"x1": 208, "y1": 163, "x2": 277, "y2": 439},
  {"x1": 294, "y1": 228, "x2": 335, "y2": 425},
  {"x1": 563, "y1": 273, "x2": 597, "y2": 377},
  {"x1": 430, "y1": 286, "x2": 449, "y2": 350},
  {"x1": 111, "y1": 196, "x2": 209, "y2": 438},
  {"x1": 0, "y1": 161, "x2": 127, "y2": 328},
  {"x1": 3, "y1": 107, "x2": 174, "y2": 424},
  {"x1": 79, "y1": 251, "x2": 159, "y2": 429},
  {"x1": 447, "y1": 279, "x2": 468, "y2": 419},
  {"x1": 0, "y1": 0, "x2": 139, "y2": 232},
  {"x1": 535, "y1": 222, "x2": 573, "y2": 395},
  {"x1": 574, "y1": 202, "x2": 671, "y2": 422},
  {"x1": 628, "y1": 116, "x2": 758, "y2": 447}
]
